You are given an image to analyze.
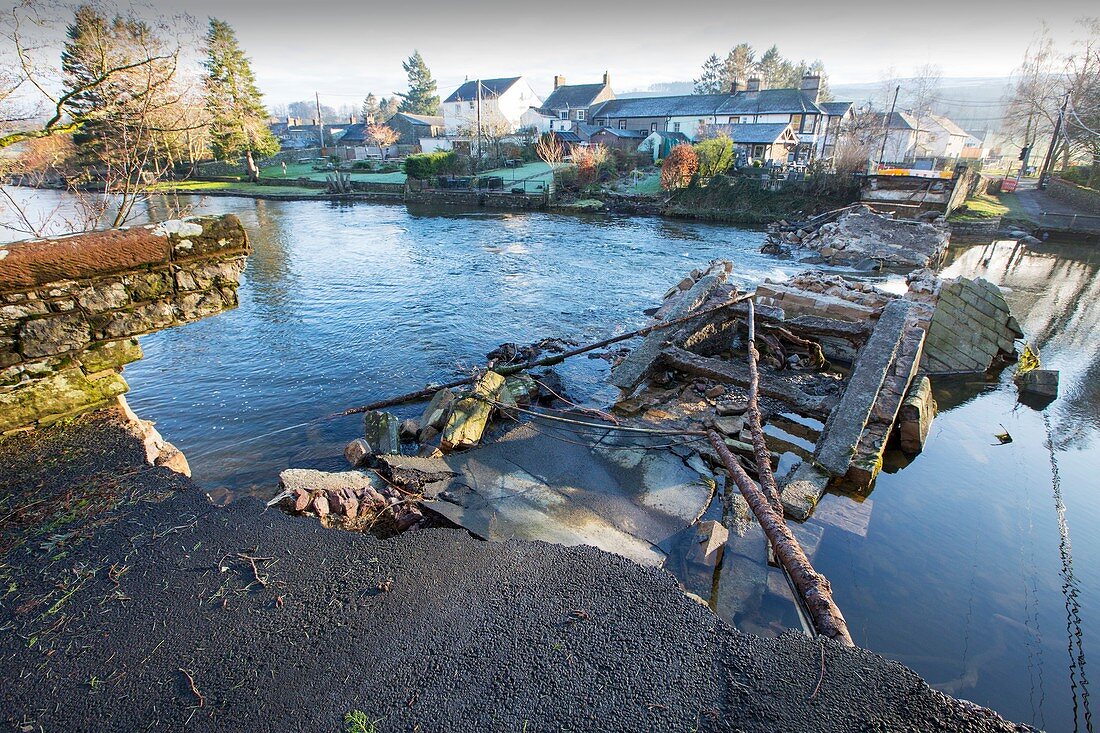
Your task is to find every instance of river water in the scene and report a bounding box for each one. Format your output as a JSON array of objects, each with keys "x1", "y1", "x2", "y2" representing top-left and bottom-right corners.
[{"x1": 2, "y1": 192, "x2": 1096, "y2": 730}]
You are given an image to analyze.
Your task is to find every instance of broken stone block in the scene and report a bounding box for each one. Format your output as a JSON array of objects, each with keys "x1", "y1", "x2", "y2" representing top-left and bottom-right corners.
[
  {"x1": 399, "y1": 418, "x2": 420, "y2": 442},
  {"x1": 716, "y1": 398, "x2": 748, "y2": 416},
  {"x1": 779, "y1": 460, "x2": 832, "y2": 520},
  {"x1": 898, "y1": 376, "x2": 936, "y2": 454},
  {"x1": 441, "y1": 370, "x2": 507, "y2": 451},
  {"x1": 713, "y1": 415, "x2": 744, "y2": 436},
  {"x1": 504, "y1": 374, "x2": 538, "y2": 405},
  {"x1": 344, "y1": 438, "x2": 371, "y2": 467},
  {"x1": 292, "y1": 488, "x2": 311, "y2": 512},
  {"x1": 419, "y1": 388, "x2": 455, "y2": 431},
  {"x1": 696, "y1": 520, "x2": 729, "y2": 563},
  {"x1": 364, "y1": 410, "x2": 400, "y2": 455},
  {"x1": 1016, "y1": 368, "x2": 1059, "y2": 398},
  {"x1": 311, "y1": 494, "x2": 330, "y2": 517}
]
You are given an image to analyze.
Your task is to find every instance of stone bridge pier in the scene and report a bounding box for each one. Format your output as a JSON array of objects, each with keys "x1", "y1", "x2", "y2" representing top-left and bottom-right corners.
[{"x1": 0, "y1": 215, "x2": 250, "y2": 434}]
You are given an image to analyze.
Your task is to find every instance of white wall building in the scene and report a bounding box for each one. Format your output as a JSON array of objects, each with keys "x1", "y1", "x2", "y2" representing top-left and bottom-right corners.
[{"x1": 442, "y1": 77, "x2": 542, "y2": 136}]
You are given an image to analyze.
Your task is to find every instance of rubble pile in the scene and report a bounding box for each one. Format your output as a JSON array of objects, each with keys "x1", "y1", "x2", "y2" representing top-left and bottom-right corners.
[
  {"x1": 765, "y1": 206, "x2": 950, "y2": 270},
  {"x1": 275, "y1": 468, "x2": 426, "y2": 534}
]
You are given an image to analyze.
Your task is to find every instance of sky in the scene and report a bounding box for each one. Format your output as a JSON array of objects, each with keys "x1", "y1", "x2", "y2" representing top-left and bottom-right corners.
[{"x1": 27, "y1": 0, "x2": 1100, "y2": 107}]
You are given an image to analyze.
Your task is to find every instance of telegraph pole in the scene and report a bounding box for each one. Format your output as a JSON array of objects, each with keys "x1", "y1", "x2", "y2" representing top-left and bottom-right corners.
[
  {"x1": 476, "y1": 79, "x2": 483, "y2": 167},
  {"x1": 877, "y1": 85, "x2": 901, "y2": 169},
  {"x1": 315, "y1": 92, "x2": 326, "y2": 150},
  {"x1": 1037, "y1": 92, "x2": 1069, "y2": 189}
]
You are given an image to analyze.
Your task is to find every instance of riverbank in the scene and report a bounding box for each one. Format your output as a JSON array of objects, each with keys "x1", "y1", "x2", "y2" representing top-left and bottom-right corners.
[{"x1": 0, "y1": 407, "x2": 1030, "y2": 732}]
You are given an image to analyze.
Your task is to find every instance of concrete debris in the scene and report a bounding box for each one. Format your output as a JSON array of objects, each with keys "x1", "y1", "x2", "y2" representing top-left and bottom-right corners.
[
  {"x1": 420, "y1": 388, "x2": 456, "y2": 432},
  {"x1": 1012, "y1": 367, "x2": 1056, "y2": 402},
  {"x1": 779, "y1": 460, "x2": 832, "y2": 521},
  {"x1": 277, "y1": 468, "x2": 425, "y2": 534},
  {"x1": 696, "y1": 520, "x2": 729, "y2": 563},
  {"x1": 898, "y1": 377, "x2": 937, "y2": 454},
  {"x1": 612, "y1": 260, "x2": 731, "y2": 392},
  {"x1": 364, "y1": 410, "x2": 401, "y2": 455},
  {"x1": 344, "y1": 438, "x2": 371, "y2": 467},
  {"x1": 441, "y1": 370, "x2": 508, "y2": 450},
  {"x1": 766, "y1": 206, "x2": 949, "y2": 270},
  {"x1": 922, "y1": 277, "x2": 1022, "y2": 374}
]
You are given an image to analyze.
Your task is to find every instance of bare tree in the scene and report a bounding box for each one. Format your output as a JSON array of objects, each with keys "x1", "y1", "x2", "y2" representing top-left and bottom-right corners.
[
  {"x1": 535, "y1": 132, "x2": 565, "y2": 170},
  {"x1": 366, "y1": 123, "x2": 399, "y2": 161}
]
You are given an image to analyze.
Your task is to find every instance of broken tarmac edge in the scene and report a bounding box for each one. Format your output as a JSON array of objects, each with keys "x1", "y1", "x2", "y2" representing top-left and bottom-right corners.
[{"x1": 0, "y1": 408, "x2": 1035, "y2": 733}]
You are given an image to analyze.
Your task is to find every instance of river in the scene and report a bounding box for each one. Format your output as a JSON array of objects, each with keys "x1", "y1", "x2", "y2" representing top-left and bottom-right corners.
[{"x1": 2, "y1": 191, "x2": 1096, "y2": 731}]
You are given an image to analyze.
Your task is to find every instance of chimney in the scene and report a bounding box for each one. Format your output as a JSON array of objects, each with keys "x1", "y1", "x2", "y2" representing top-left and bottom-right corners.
[
  {"x1": 553, "y1": 74, "x2": 565, "y2": 90},
  {"x1": 286, "y1": 115, "x2": 293, "y2": 125},
  {"x1": 603, "y1": 71, "x2": 610, "y2": 87},
  {"x1": 730, "y1": 78, "x2": 745, "y2": 94},
  {"x1": 801, "y1": 74, "x2": 821, "y2": 102},
  {"x1": 349, "y1": 115, "x2": 357, "y2": 124},
  {"x1": 746, "y1": 77, "x2": 761, "y2": 93}
]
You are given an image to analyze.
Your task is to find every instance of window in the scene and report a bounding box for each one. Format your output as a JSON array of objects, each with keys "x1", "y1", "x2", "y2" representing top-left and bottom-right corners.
[
  {"x1": 576, "y1": 110, "x2": 585, "y2": 121},
  {"x1": 672, "y1": 122, "x2": 681, "y2": 132},
  {"x1": 618, "y1": 120, "x2": 627, "y2": 130},
  {"x1": 559, "y1": 110, "x2": 568, "y2": 120},
  {"x1": 728, "y1": 116, "x2": 737, "y2": 124},
  {"x1": 468, "y1": 101, "x2": 475, "y2": 110},
  {"x1": 791, "y1": 114, "x2": 803, "y2": 132},
  {"x1": 650, "y1": 122, "x2": 657, "y2": 132}
]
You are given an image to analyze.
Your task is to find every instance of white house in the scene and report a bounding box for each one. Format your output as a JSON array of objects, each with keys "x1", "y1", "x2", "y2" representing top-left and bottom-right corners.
[
  {"x1": 920, "y1": 114, "x2": 970, "y2": 160},
  {"x1": 442, "y1": 77, "x2": 542, "y2": 135},
  {"x1": 879, "y1": 111, "x2": 923, "y2": 163},
  {"x1": 520, "y1": 106, "x2": 557, "y2": 134}
]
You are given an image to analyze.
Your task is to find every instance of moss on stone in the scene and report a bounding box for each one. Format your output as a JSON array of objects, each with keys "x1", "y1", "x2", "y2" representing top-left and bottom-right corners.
[
  {"x1": 80, "y1": 338, "x2": 143, "y2": 373},
  {"x1": 0, "y1": 367, "x2": 128, "y2": 433}
]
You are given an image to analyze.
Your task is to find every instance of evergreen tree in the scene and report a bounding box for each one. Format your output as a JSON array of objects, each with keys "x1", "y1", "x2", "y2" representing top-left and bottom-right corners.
[
  {"x1": 380, "y1": 96, "x2": 400, "y2": 120},
  {"x1": 722, "y1": 44, "x2": 756, "y2": 90},
  {"x1": 755, "y1": 45, "x2": 786, "y2": 89},
  {"x1": 203, "y1": 17, "x2": 278, "y2": 181},
  {"x1": 397, "y1": 51, "x2": 440, "y2": 115},
  {"x1": 694, "y1": 54, "x2": 724, "y2": 95},
  {"x1": 361, "y1": 93, "x2": 380, "y2": 122}
]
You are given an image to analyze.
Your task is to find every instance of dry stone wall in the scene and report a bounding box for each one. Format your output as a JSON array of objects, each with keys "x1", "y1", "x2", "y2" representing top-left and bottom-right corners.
[{"x1": 0, "y1": 215, "x2": 250, "y2": 432}]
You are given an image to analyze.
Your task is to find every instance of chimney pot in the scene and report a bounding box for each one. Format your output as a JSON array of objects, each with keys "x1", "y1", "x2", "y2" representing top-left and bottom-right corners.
[
  {"x1": 553, "y1": 75, "x2": 565, "y2": 90},
  {"x1": 730, "y1": 78, "x2": 745, "y2": 94},
  {"x1": 603, "y1": 70, "x2": 610, "y2": 86}
]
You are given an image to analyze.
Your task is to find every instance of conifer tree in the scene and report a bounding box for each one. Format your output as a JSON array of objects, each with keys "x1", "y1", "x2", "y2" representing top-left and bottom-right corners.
[
  {"x1": 361, "y1": 92, "x2": 380, "y2": 122},
  {"x1": 694, "y1": 54, "x2": 724, "y2": 95},
  {"x1": 397, "y1": 51, "x2": 440, "y2": 116},
  {"x1": 203, "y1": 17, "x2": 278, "y2": 181}
]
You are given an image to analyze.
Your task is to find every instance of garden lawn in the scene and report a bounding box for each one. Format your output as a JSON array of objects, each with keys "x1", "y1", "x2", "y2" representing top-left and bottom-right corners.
[{"x1": 149, "y1": 180, "x2": 325, "y2": 196}]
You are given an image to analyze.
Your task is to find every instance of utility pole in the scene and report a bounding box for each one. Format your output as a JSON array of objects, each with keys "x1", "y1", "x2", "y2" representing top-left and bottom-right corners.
[
  {"x1": 877, "y1": 85, "x2": 900, "y2": 170},
  {"x1": 315, "y1": 92, "x2": 325, "y2": 150},
  {"x1": 1037, "y1": 92, "x2": 1069, "y2": 189},
  {"x1": 476, "y1": 79, "x2": 482, "y2": 168}
]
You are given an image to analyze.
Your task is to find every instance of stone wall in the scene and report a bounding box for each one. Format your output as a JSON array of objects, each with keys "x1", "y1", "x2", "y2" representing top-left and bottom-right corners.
[
  {"x1": 0, "y1": 215, "x2": 250, "y2": 432},
  {"x1": 1047, "y1": 178, "x2": 1100, "y2": 214}
]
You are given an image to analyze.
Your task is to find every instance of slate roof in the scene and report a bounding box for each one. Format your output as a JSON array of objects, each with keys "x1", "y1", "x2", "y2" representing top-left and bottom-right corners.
[
  {"x1": 588, "y1": 89, "x2": 838, "y2": 120},
  {"x1": 445, "y1": 77, "x2": 521, "y2": 103},
  {"x1": 393, "y1": 112, "x2": 444, "y2": 127},
  {"x1": 710, "y1": 123, "x2": 794, "y2": 144},
  {"x1": 928, "y1": 114, "x2": 968, "y2": 137},
  {"x1": 589, "y1": 94, "x2": 732, "y2": 119},
  {"x1": 592, "y1": 127, "x2": 647, "y2": 139},
  {"x1": 550, "y1": 131, "x2": 582, "y2": 143},
  {"x1": 821, "y1": 101, "x2": 853, "y2": 116},
  {"x1": 885, "y1": 111, "x2": 921, "y2": 130},
  {"x1": 337, "y1": 123, "x2": 369, "y2": 144},
  {"x1": 542, "y1": 83, "x2": 609, "y2": 111}
]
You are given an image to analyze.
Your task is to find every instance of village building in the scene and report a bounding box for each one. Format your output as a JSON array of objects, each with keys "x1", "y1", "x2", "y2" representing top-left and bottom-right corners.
[
  {"x1": 268, "y1": 117, "x2": 348, "y2": 150},
  {"x1": 920, "y1": 114, "x2": 970, "y2": 160},
  {"x1": 587, "y1": 75, "x2": 851, "y2": 163},
  {"x1": 879, "y1": 111, "x2": 925, "y2": 163},
  {"x1": 587, "y1": 126, "x2": 648, "y2": 151},
  {"x1": 537, "y1": 73, "x2": 616, "y2": 130},
  {"x1": 442, "y1": 77, "x2": 542, "y2": 135},
  {"x1": 387, "y1": 112, "x2": 445, "y2": 145},
  {"x1": 705, "y1": 122, "x2": 800, "y2": 166}
]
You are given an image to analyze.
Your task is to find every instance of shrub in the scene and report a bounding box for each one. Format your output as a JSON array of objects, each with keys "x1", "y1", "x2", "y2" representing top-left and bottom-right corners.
[
  {"x1": 404, "y1": 151, "x2": 458, "y2": 180},
  {"x1": 694, "y1": 135, "x2": 734, "y2": 179},
  {"x1": 661, "y1": 144, "x2": 699, "y2": 190}
]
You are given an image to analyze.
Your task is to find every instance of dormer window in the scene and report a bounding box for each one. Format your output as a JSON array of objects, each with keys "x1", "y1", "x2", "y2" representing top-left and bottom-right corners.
[
  {"x1": 576, "y1": 110, "x2": 585, "y2": 121},
  {"x1": 559, "y1": 110, "x2": 568, "y2": 120},
  {"x1": 618, "y1": 120, "x2": 626, "y2": 129}
]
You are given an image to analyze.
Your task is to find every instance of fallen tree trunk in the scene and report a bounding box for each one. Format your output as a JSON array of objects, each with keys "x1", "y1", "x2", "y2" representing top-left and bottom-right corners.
[
  {"x1": 658, "y1": 346, "x2": 832, "y2": 420},
  {"x1": 708, "y1": 430, "x2": 853, "y2": 646},
  {"x1": 743, "y1": 300, "x2": 784, "y2": 514},
  {"x1": 339, "y1": 294, "x2": 752, "y2": 416}
]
